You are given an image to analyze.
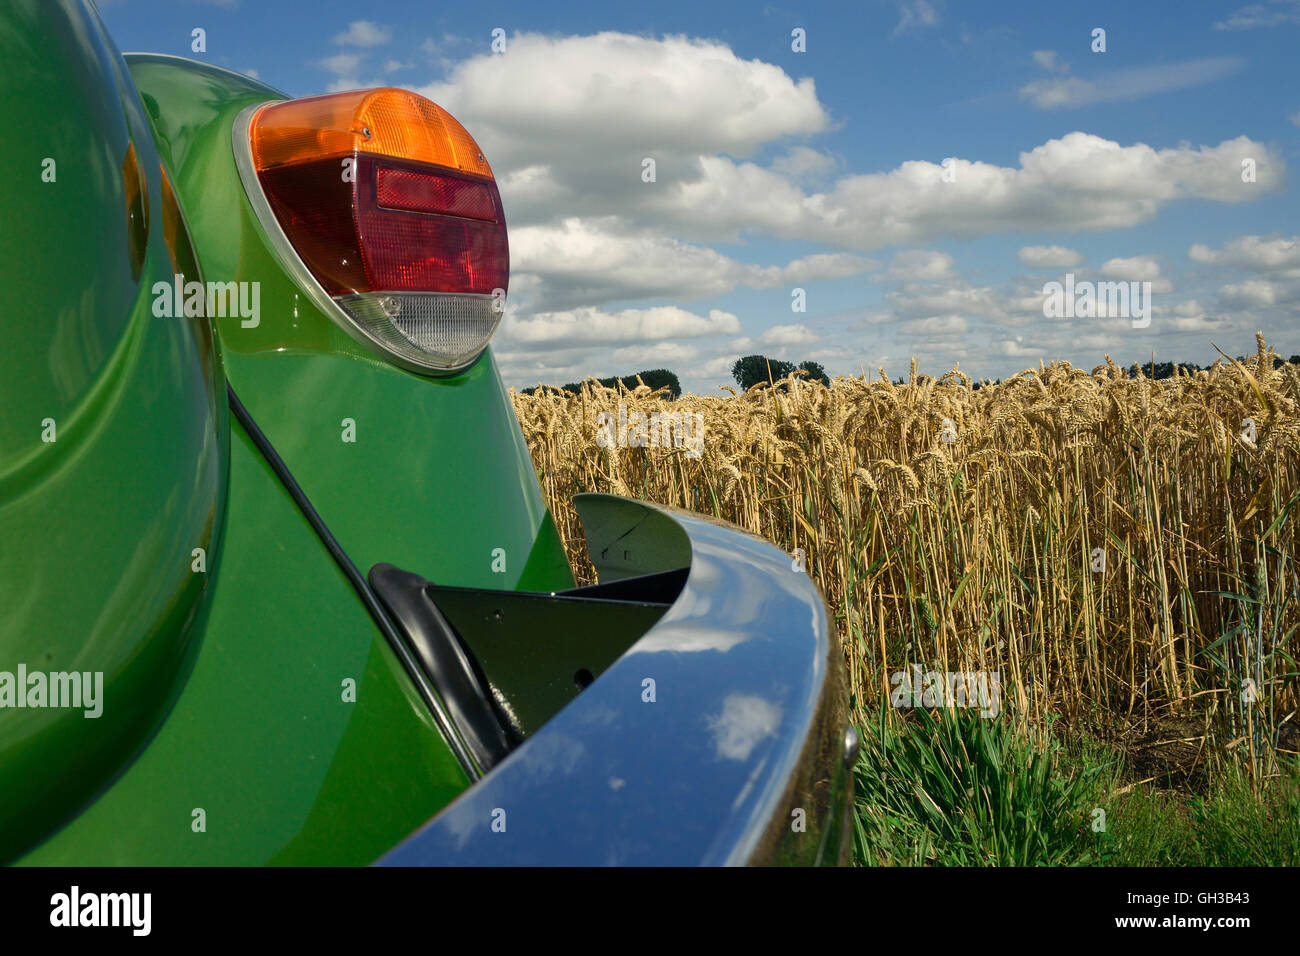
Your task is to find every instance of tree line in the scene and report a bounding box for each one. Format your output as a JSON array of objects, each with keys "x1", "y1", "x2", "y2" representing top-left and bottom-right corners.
[
  {"x1": 519, "y1": 354, "x2": 1300, "y2": 398},
  {"x1": 520, "y1": 368, "x2": 683, "y2": 399}
]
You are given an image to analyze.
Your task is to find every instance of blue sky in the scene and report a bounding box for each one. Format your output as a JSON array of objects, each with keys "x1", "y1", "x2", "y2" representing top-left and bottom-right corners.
[{"x1": 99, "y1": 0, "x2": 1300, "y2": 393}]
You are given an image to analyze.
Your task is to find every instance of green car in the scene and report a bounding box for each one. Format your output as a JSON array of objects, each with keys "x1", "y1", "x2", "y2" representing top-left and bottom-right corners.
[{"x1": 1, "y1": 0, "x2": 854, "y2": 866}]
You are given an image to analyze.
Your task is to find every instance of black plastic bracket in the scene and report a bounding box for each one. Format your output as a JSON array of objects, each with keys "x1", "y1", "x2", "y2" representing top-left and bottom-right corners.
[{"x1": 368, "y1": 563, "x2": 519, "y2": 774}]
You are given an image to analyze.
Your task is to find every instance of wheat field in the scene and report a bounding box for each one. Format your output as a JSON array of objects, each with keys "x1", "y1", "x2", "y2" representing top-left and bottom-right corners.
[{"x1": 512, "y1": 334, "x2": 1300, "y2": 777}]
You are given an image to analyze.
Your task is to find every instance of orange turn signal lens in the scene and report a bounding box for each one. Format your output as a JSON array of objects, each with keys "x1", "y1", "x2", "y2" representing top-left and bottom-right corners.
[{"x1": 249, "y1": 87, "x2": 493, "y2": 179}]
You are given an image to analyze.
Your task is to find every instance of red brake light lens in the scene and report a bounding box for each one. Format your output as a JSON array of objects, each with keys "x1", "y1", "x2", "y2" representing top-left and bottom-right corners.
[
  {"x1": 256, "y1": 155, "x2": 508, "y2": 296},
  {"x1": 376, "y1": 165, "x2": 498, "y2": 220}
]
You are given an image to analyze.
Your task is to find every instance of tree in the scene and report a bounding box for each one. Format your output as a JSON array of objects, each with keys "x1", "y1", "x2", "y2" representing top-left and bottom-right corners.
[
  {"x1": 732, "y1": 354, "x2": 796, "y2": 390},
  {"x1": 524, "y1": 368, "x2": 682, "y2": 399},
  {"x1": 629, "y1": 368, "x2": 682, "y2": 398},
  {"x1": 1124, "y1": 360, "x2": 1207, "y2": 380},
  {"x1": 797, "y1": 360, "x2": 829, "y2": 387},
  {"x1": 587, "y1": 369, "x2": 680, "y2": 398}
]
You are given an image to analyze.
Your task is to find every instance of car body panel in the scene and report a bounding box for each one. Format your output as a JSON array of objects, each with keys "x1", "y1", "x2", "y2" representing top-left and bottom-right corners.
[
  {"x1": 17, "y1": 419, "x2": 470, "y2": 866},
  {"x1": 379, "y1": 494, "x2": 852, "y2": 866},
  {"x1": 0, "y1": 0, "x2": 225, "y2": 862}
]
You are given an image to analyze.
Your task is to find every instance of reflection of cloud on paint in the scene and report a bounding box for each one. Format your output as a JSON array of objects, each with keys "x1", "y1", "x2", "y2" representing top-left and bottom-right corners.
[
  {"x1": 442, "y1": 802, "x2": 481, "y2": 851},
  {"x1": 730, "y1": 755, "x2": 771, "y2": 814},
  {"x1": 708, "y1": 693, "x2": 781, "y2": 761},
  {"x1": 574, "y1": 701, "x2": 620, "y2": 729},
  {"x1": 632, "y1": 624, "x2": 747, "y2": 654},
  {"x1": 516, "y1": 730, "x2": 586, "y2": 779},
  {"x1": 437, "y1": 731, "x2": 585, "y2": 850}
]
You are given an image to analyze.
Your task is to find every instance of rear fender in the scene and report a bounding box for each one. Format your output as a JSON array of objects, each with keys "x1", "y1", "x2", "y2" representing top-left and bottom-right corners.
[{"x1": 0, "y1": 0, "x2": 226, "y2": 862}]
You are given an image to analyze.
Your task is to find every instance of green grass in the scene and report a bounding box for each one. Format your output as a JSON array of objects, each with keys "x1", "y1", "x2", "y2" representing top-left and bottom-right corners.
[
  {"x1": 1095, "y1": 768, "x2": 1300, "y2": 866},
  {"x1": 851, "y1": 708, "x2": 1300, "y2": 866}
]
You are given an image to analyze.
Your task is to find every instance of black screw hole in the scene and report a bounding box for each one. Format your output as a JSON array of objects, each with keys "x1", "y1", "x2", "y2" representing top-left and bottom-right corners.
[{"x1": 574, "y1": 668, "x2": 594, "y2": 689}]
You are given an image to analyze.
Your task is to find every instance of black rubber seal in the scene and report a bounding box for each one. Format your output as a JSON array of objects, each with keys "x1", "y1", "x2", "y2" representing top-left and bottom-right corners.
[{"x1": 369, "y1": 563, "x2": 518, "y2": 772}]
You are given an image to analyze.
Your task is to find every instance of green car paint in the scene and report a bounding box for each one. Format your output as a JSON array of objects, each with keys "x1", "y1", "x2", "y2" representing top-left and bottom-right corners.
[
  {"x1": 4, "y1": 0, "x2": 575, "y2": 863},
  {"x1": 20, "y1": 421, "x2": 470, "y2": 865},
  {"x1": 0, "y1": 0, "x2": 224, "y2": 863}
]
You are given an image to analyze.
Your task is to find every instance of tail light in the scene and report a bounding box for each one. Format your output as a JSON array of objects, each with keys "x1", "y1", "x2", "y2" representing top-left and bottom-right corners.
[{"x1": 233, "y1": 88, "x2": 507, "y2": 373}]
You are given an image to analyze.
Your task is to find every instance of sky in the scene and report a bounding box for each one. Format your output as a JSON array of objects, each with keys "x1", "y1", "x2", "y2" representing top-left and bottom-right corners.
[{"x1": 97, "y1": 0, "x2": 1300, "y2": 394}]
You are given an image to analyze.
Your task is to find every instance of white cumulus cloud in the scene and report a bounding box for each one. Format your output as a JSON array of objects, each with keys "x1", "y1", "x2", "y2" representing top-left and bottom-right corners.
[
  {"x1": 1189, "y1": 235, "x2": 1300, "y2": 274},
  {"x1": 759, "y1": 323, "x2": 819, "y2": 346},
  {"x1": 505, "y1": 305, "x2": 741, "y2": 349},
  {"x1": 1019, "y1": 57, "x2": 1242, "y2": 110},
  {"x1": 1018, "y1": 245, "x2": 1083, "y2": 268},
  {"x1": 333, "y1": 20, "x2": 392, "y2": 47}
]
